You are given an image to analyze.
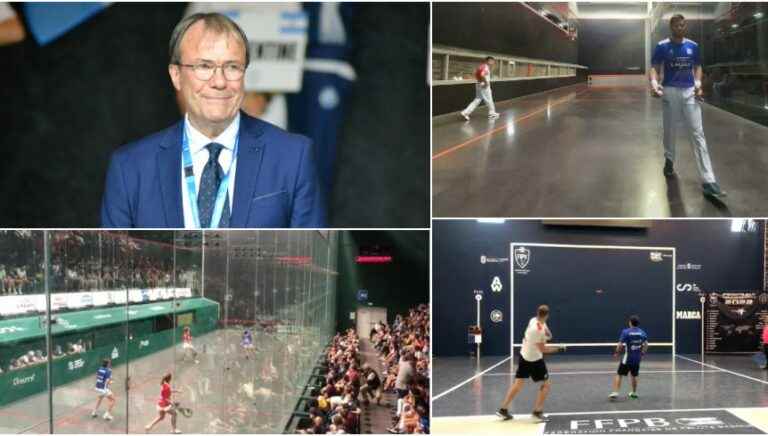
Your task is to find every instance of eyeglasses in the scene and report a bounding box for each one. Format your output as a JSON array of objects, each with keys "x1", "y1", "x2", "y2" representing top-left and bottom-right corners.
[{"x1": 175, "y1": 61, "x2": 246, "y2": 81}]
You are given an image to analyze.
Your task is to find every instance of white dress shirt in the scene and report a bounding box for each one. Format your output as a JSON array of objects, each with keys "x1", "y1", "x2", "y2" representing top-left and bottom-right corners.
[{"x1": 181, "y1": 112, "x2": 240, "y2": 228}]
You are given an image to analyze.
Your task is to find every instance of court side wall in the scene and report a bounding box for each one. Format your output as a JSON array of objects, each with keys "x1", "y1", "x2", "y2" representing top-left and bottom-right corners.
[
  {"x1": 432, "y1": 3, "x2": 586, "y2": 116},
  {"x1": 433, "y1": 220, "x2": 764, "y2": 357}
]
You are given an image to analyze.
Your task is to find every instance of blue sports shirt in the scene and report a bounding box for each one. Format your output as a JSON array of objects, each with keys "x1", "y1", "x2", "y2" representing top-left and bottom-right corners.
[{"x1": 651, "y1": 38, "x2": 701, "y2": 88}]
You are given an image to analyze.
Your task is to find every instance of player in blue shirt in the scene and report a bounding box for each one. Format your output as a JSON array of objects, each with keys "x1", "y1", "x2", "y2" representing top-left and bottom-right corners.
[
  {"x1": 609, "y1": 315, "x2": 648, "y2": 400},
  {"x1": 91, "y1": 359, "x2": 116, "y2": 421},
  {"x1": 241, "y1": 328, "x2": 255, "y2": 358},
  {"x1": 650, "y1": 14, "x2": 725, "y2": 199}
]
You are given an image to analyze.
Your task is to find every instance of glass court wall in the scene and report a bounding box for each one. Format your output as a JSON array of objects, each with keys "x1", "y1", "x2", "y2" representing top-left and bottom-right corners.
[{"x1": 0, "y1": 230, "x2": 338, "y2": 434}]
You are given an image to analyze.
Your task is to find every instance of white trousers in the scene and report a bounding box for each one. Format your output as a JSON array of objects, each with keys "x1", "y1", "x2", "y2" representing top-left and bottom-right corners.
[
  {"x1": 463, "y1": 83, "x2": 495, "y2": 115},
  {"x1": 662, "y1": 86, "x2": 716, "y2": 184}
]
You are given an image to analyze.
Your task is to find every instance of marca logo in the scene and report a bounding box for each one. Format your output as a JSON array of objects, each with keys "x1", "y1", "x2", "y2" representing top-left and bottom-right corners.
[
  {"x1": 676, "y1": 310, "x2": 701, "y2": 320},
  {"x1": 677, "y1": 263, "x2": 702, "y2": 271},
  {"x1": 491, "y1": 276, "x2": 503, "y2": 293},
  {"x1": 13, "y1": 374, "x2": 35, "y2": 386},
  {"x1": 68, "y1": 358, "x2": 85, "y2": 371},
  {"x1": 676, "y1": 283, "x2": 701, "y2": 293}
]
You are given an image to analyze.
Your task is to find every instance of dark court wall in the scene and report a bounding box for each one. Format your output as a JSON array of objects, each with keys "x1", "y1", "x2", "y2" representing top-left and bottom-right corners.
[
  {"x1": 578, "y1": 19, "x2": 646, "y2": 75},
  {"x1": 433, "y1": 220, "x2": 764, "y2": 356}
]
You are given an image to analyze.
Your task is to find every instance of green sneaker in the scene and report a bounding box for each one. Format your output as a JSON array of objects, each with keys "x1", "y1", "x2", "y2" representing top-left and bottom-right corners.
[{"x1": 628, "y1": 392, "x2": 638, "y2": 399}]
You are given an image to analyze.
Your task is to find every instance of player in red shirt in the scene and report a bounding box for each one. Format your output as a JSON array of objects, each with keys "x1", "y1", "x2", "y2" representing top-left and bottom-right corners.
[
  {"x1": 145, "y1": 373, "x2": 182, "y2": 433},
  {"x1": 181, "y1": 326, "x2": 199, "y2": 364},
  {"x1": 460, "y1": 56, "x2": 500, "y2": 120}
]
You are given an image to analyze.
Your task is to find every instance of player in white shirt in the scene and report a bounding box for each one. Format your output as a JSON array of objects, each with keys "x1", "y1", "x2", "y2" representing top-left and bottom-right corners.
[
  {"x1": 497, "y1": 305, "x2": 564, "y2": 422},
  {"x1": 460, "y1": 56, "x2": 500, "y2": 120}
]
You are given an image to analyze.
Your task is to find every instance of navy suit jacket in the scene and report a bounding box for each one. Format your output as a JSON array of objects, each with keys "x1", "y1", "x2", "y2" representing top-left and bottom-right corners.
[{"x1": 101, "y1": 112, "x2": 327, "y2": 228}]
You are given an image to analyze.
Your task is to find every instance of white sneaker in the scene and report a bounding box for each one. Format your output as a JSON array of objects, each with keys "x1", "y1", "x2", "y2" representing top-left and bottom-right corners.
[
  {"x1": 460, "y1": 111, "x2": 470, "y2": 121},
  {"x1": 488, "y1": 112, "x2": 500, "y2": 119},
  {"x1": 103, "y1": 412, "x2": 114, "y2": 421},
  {"x1": 609, "y1": 392, "x2": 618, "y2": 400},
  {"x1": 173, "y1": 429, "x2": 182, "y2": 434},
  {"x1": 91, "y1": 411, "x2": 98, "y2": 418}
]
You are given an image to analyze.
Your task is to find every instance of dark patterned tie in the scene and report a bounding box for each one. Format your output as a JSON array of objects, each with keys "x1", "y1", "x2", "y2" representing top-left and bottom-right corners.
[{"x1": 197, "y1": 143, "x2": 230, "y2": 228}]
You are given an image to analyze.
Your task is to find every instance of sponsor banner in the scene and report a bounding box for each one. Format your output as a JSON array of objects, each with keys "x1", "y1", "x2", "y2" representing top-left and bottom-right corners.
[
  {"x1": 491, "y1": 276, "x2": 503, "y2": 293},
  {"x1": 490, "y1": 309, "x2": 503, "y2": 323},
  {"x1": 676, "y1": 283, "x2": 702, "y2": 293},
  {"x1": 705, "y1": 291, "x2": 768, "y2": 352},
  {"x1": 677, "y1": 262, "x2": 703, "y2": 271},
  {"x1": 543, "y1": 409, "x2": 761, "y2": 434},
  {"x1": 480, "y1": 254, "x2": 509, "y2": 264},
  {"x1": 676, "y1": 310, "x2": 701, "y2": 320},
  {"x1": 0, "y1": 289, "x2": 193, "y2": 316}
]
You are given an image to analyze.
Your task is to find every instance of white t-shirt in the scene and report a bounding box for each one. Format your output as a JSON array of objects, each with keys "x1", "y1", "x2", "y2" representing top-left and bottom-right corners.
[
  {"x1": 520, "y1": 317, "x2": 549, "y2": 362},
  {"x1": 0, "y1": 3, "x2": 17, "y2": 22}
]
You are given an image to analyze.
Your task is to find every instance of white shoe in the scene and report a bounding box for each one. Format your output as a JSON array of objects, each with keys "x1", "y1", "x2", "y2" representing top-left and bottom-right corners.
[
  {"x1": 488, "y1": 112, "x2": 500, "y2": 118},
  {"x1": 173, "y1": 429, "x2": 182, "y2": 434},
  {"x1": 460, "y1": 111, "x2": 470, "y2": 121},
  {"x1": 91, "y1": 411, "x2": 98, "y2": 418},
  {"x1": 103, "y1": 412, "x2": 114, "y2": 421},
  {"x1": 609, "y1": 392, "x2": 618, "y2": 400}
]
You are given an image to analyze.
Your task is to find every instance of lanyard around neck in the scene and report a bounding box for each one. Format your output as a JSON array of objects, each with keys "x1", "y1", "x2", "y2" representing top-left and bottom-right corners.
[{"x1": 181, "y1": 122, "x2": 239, "y2": 228}]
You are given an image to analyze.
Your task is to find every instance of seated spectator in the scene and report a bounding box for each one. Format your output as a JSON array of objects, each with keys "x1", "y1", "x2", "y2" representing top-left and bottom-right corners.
[
  {"x1": 360, "y1": 363, "x2": 382, "y2": 405},
  {"x1": 328, "y1": 414, "x2": 346, "y2": 434}
]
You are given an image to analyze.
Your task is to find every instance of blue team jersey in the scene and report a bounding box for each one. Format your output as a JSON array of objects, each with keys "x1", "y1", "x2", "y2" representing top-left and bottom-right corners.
[
  {"x1": 619, "y1": 327, "x2": 648, "y2": 365},
  {"x1": 651, "y1": 38, "x2": 701, "y2": 88},
  {"x1": 95, "y1": 367, "x2": 111, "y2": 389},
  {"x1": 242, "y1": 333, "x2": 253, "y2": 345}
]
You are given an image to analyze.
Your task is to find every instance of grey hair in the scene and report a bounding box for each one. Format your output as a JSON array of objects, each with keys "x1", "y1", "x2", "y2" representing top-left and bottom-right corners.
[{"x1": 169, "y1": 13, "x2": 250, "y2": 66}]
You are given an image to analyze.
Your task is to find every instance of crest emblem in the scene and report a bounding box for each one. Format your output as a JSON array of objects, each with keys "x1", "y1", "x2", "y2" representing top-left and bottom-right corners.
[{"x1": 514, "y1": 247, "x2": 530, "y2": 269}]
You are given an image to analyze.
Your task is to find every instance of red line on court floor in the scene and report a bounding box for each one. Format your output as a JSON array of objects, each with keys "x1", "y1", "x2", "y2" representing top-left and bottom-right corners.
[{"x1": 432, "y1": 88, "x2": 589, "y2": 160}]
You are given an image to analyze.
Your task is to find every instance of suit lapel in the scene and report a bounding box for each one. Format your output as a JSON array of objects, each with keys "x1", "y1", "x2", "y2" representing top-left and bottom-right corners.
[
  {"x1": 230, "y1": 113, "x2": 266, "y2": 228},
  {"x1": 157, "y1": 121, "x2": 184, "y2": 228}
]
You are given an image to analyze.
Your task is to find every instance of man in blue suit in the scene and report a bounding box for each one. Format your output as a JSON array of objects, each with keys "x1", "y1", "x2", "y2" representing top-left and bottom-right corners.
[{"x1": 101, "y1": 12, "x2": 326, "y2": 228}]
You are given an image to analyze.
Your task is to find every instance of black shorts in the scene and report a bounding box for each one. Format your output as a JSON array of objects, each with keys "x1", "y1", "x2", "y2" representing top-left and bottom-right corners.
[
  {"x1": 515, "y1": 356, "x2": 548, "y2": 382},
  {"x1": 617, "y1": 362, "x2": 640, "y2": 377}
]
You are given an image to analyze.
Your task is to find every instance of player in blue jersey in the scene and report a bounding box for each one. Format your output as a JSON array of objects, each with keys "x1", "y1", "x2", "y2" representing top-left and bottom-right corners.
[
  {"x1": 241, "y1": 328, "x2": 255, "y2": 358},
  {"x1": 649, "y1": 14, "x2": 725, "y2": 199},
  {"x1": 609, "y1": 315, "x2": 648, "y2": 400},
  {"x1": 91, "y1": 359, "x2": 116, "y2": 421}
]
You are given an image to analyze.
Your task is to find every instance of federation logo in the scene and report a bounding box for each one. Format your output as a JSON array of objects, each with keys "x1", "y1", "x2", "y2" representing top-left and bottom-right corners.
[
  {"x1": 650, "y1": 252, "x2": 663, "y2": 262},
  {"x1": 514, "y1": 247, "x2": 531, "y2": 269},
  {"x1": 480, "y1": 255, "x2": 487, "y2": 264},
  {"x1": 491, "y1": 276, "x2": 503, "y2": 293},
  {"x1": 490, "y1": 310, "x2": 503, "y2": 323}
]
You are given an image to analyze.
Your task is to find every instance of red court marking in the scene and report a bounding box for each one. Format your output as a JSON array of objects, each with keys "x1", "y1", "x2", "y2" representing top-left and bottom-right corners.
[{"x1": 433, "y1": 88, "x2": 589, "y2": 160}]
